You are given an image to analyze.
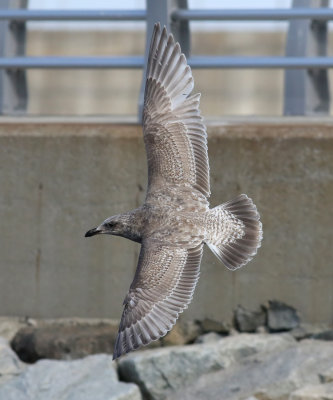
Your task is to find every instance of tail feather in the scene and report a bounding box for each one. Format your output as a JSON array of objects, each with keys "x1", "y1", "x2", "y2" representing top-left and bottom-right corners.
[{"x1": 206, "y1": 194, "x2": 262, "y2": 270}]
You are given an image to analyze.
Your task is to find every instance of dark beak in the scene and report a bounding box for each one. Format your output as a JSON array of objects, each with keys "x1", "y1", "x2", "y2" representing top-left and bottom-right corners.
[{"x1": 85, "y1": 228, "x2": 100, "y2": 237}]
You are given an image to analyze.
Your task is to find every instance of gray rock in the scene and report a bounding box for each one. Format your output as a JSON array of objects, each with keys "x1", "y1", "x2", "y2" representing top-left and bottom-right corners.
[
  {"x1": 0, "y1": 318, "x2": 34, "y2": 342},
  {"x1": 0, "y1": 337, "x2": 26, "y2": 384},
  {"x1": 256, "y1": 326, "x2": 268, "y2": 334},
  {"x1": 266, "y1": 300, "x2": 300, "y2": 332},
  {"x1": 290, "y1": 323, "x2": 331, "y2": 341},
  {"x1": 234, "y1": 305, "x2": 266, "y2": 333},
  {"x1": 11, "y1": 320, "x2": 120, "y2": 362},
  {"x1": 161, "y1": 320, "x2": 202, "y2": 346},
  {"x1": 118, "y1": 333, "x2": 295, "y2": 400},
  {"x1": 197, "y1": 318, "x2": 230, "y2": 334},
  {"x1": 168, "y1": 339, "x2": 333, "y2": 400},
  {"x1": 195, "y1": 332, "x2": 223, "y2": 344},
  {"x1": 319, "y1": 365, "x2": 333, "y2": 383},
  {"x1": 243, "y1": 398, "x2": 260, "y2": 400},
  {"x1": 290, "y1": 382, "x2": 333, "y2": 399},
  {"x1": 0, "y1": 354, "x2": 141, "y2": 400},
  {"x1": 312, "y1": 329, "x2": 333, "y2": 341}
]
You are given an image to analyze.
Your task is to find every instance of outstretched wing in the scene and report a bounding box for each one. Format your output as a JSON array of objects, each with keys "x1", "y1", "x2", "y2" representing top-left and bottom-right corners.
[
  {"x1": 113, "y1": 241, "x2": 203, "y2": 359},
  {"x1": 143, "y1": 23, "x2": 210, "y2": 199}
]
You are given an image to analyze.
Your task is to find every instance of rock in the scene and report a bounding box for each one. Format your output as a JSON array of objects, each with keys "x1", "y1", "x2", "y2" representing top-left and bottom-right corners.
[
  {"x1": 197, "y1": 318, "x2": 230, "y2": 334},
  {"x1": 11, "y1": 319, "x2": 120, "y2": 363},
  {"x1": 0, "y1": 354, "x2": 141, "y2": 400},
  {"x1": 118, "y1": 333, "x2": 295, "y2": 400},
  {"x1": 0, "y1": 317, "x2": 34, "y2": 342},
  {"x1": 319, "y1": 365, "x2": 333, "y2": 383},
  {"x1": 243, "y1": 398, "x2": 260, "y2": 400},
  {"x1": 256, "y1": 326, "x2": 268, "y2": 334},
  {"x1": 161, "y1": 320, "x2": 202, "y2": 346},
  {"x1": 290, "y1": 323, "x2": 331, "y2": 341},
  {"x1": 290, "y1": 383, "x2": 333, "y2": 399},
  {"x1": 312, "y1": 330, "x2": 333, "y2": 341},
  {"x1": 266, "y1": 300, "x2": 300, "y2": 332},
  {"x1": 195, "y1": 332, "x2": 223, "y2": 344},
  {"x1": 234, "y1": 305, "x2": 266, "y2": 333},
  {"x1": 168, "y1": 339, "x2": 333, "y2": 400},
  {"x1": 0, "y1": 337, "x2": 26, "y2": 384}
]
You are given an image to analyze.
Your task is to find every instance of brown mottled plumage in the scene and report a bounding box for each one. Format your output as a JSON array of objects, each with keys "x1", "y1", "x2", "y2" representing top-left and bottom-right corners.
[{"x1": 85, "y1": 23, "x2": 262, "y2": 360}]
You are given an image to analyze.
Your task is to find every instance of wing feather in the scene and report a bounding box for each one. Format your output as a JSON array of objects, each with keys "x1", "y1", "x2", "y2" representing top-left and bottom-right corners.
[
  {"x1": 143, "y1": 23, "x2": 210, "y2": 198},
  {"x1": 112, "y1": 242, "x2": 202, "y2": 360}
]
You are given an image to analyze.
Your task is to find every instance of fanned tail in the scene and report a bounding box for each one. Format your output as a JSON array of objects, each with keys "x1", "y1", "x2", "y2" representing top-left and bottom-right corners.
[{"x1": 206, "y1": 194, "x2": 262, "y2": 270}]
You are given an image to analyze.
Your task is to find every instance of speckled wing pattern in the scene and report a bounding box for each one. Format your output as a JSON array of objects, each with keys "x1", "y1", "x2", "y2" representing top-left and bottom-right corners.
[
  {"x1": 112, "y1": 24, "x2": 209, "y2": 360},
  {"x1": 143, "y1": 23, "x2": 210, "y2": 199},
  {"x1": 113, "y1": 242, "x2": 202, "y2": 359}
]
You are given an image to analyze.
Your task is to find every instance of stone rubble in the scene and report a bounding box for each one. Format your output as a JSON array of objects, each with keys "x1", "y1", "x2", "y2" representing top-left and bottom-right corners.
[
  {"x1": 266, "y1": 300, "x2": 300, "y2": 332},
  {"x1": 0, "y1": 300, "x2": 332, "y2": 400},
  {"x1": 290, "y1": 382, "x2": 333, "y2": 400},
  {"x1": 167, "y1": 339, "x2": 333, "y2": 400},
  {"x1": 0, "y1": 337, "x2": 26, "y2": 385},
  {"x1": 234, "y1": 305, "x2": 266, "y2": 333},
  {"x1": 0, "y1": 351, "x2": 141, "y2": 400},
  {"x1": 118, "y1": 333, "x2": 295, "y2": 400},
  {"x1": 11, "y1": 320, "x2": 119, "y2": 363}
]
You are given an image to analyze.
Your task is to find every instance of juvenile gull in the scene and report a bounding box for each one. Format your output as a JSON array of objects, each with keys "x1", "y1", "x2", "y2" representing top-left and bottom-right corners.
[{"x1": 85, "y1": 23, "x2": 262, "y2": 360}]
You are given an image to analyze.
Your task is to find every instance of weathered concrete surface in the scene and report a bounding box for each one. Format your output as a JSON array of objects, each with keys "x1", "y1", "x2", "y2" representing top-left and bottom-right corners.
[{"x1": 0, "y1": 117, "x2": 332, "y2": 325}]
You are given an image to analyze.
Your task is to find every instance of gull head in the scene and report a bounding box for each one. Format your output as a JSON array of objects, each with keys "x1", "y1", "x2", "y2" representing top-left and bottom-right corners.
[{"x1": 85, "y1": 215, "x2": 124, "y2": 238}]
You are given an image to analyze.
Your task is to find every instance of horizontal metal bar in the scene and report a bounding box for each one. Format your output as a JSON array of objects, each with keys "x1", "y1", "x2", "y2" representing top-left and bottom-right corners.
[
  {"x1": 0, "y1": 9, "x2": 146, "y2": 21},
  {"x1": 1, "y1": 8, "x2": 333, "y2": 22},
  {"x1": 172, "y1": 8, "x2": 333, "y2": 21},
  {"x1": 0, "y1": 56, "x2": 145, "y2": 69},
  {"x1": 1, "y1": 56, "x2": 333, "y2": 69},
  {"x1": 189, "y1": 56, "x2": 333, "y2": 68}
]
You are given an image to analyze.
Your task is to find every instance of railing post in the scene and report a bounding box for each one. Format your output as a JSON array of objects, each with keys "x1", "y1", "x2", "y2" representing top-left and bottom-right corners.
[
  {"x1": 0, "y1": 0, "x2": 28, "y2": 115},
  {"x1": 284, "y1": 0, "x2": 330, "y2": 115},
  {"x1": 138, "y1": 0, "x2": 190, "y2": 122}
]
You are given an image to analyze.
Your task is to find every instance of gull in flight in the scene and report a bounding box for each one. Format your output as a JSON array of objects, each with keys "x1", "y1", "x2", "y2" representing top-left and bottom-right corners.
[{"x1": 85, "y1": 23, "x2": 262, "y2": 360}]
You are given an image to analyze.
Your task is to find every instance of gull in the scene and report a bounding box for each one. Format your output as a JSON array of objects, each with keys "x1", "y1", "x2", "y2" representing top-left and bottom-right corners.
[{"x1": 85, "y1": 23, "x2": 262, "y2": 360}]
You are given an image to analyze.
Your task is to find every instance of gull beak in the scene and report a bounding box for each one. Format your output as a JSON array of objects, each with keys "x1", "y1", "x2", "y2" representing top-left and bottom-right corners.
[{"x1": 85, "y1": 227, "x2": 101, "y2": 237}]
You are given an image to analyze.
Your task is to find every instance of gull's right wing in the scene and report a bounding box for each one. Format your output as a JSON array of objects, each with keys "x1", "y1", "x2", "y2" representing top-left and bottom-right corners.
[{"x1": 142, "y1": 23, "x2": 210, "y2": 199}]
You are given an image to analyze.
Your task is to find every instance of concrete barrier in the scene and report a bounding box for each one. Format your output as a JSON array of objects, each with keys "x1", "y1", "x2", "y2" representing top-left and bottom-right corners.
[{"x1": 0, "y1": 117, "x2": 332, "y2": 325}]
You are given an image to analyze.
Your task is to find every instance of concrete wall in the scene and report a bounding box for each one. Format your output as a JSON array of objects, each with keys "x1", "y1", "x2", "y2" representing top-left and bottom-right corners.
[{"x1": 0, "y1": 117, "x2": 332, "y2": 325}]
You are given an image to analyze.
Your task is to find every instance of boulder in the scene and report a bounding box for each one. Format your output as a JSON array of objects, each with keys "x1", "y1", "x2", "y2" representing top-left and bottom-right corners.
[
  {"x1": 11, "y1": 320, "x2": 120, "y2": 363},
  {"x1": 0, "y1": 354, "x2": 141, "y2": 400},
  {"x1": 168, "y1": 339, "x2": 333, "y2": 400},
  {"x1": 118, "y1": 333, "x2": 295, "y2": 400},
  {"x1": 197, "y1": 318, "x2": 230, "y2": 334},
  {"x1": 0, "y1": 337, "x2": 26, "y2": 384},
  {"x1": 290, "y1": 323, "x2": 331, "y2": 341},
  {"x1": 0, "y1": 317, "x2": 34, "y2": 342},
  {"x1": 195, "y1": 332, "x2": 223, "y2": 344},
  {"x1": 319, "y1": 365, "x2": 333, "y2": 383},
  {"x1": 266, "y1": 300, "x2": 300, "y2": 332},
  {"x1": 312, "y1": 330, "x2": 333, "y2": 341},
  {"x1": 290, "y1": 383, "x2": 333, "y2": 400},
  {"x1": 234, "y1": 305, "x2": 266, "y2": 333},
  {"x1": 161, "y1": 320, "x2": 202, "y2": 346}
]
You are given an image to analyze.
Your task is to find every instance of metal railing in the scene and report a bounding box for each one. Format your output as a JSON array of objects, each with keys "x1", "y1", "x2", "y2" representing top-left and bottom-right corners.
[{"x1": 0, "y1": 0, "x2": 331, "y2": 116}]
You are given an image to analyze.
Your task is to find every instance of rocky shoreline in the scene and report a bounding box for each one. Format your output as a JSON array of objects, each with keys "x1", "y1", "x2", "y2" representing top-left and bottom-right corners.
[{"x1": 0, "y1": 302, "x2": 332, "y2": 400}]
